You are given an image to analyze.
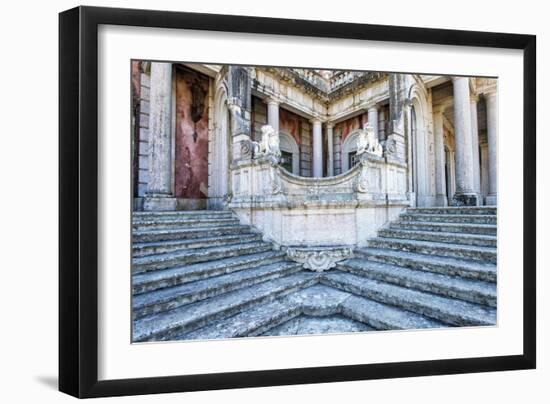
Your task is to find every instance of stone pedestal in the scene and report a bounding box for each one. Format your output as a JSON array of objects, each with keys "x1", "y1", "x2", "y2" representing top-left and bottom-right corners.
[
  {"x1": 144, "y1": 62, "x2": 176, "y2": 211},
  {"x1": 451, "y1": 77, "x2": 479, "y2": 206}
]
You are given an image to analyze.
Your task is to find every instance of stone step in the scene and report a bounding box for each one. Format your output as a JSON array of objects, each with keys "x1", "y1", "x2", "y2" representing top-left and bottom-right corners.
[
  {"x1": 133, "y1": 272, "x2": 317, "y2": 342},
  {"x1": 378, "y1": 228, "x2": 497, "y2": 248},
  {"x1": 261, "y1": 314, "x2": 376, "y2": 337},
  {"x1": 180, "y1": 285, "x2": 368, "y2": 340},
  {"x1": 399, "y1": 213, "x2": 496, "y2": 225},
  {"x1": 132, "y1": 241, "x2": 274, "y2": 274},
  {"x1": 340, "y1": 295, "x2": 446, "y2": 331},
  {"x1": 133, "y1": 250, "x2": 288, "y2": 294},
  {"x1": 133, "y1": 233, "x2": 263, "y2": 257},
  {"x1": 390, "y1": 221, "x2": 497, "y2": 236},
  {"x1": 133, "y1": 217, "x2": 240, "y2": 231},
  {"x1": 407, "y1": 207, "x2": 496, "y2": 216},
  {"x1": 338, "y1": 259, "x2": 496, "y2": 307},
  {"x1": 283, "y1": 284, "x2": 444, "y2": 331},
  {"x1": 176, "y1": 283, "x2": 446, "y2": 340},
  {"x1": 356, "y1": 248, "x2": 496, "y2": 282},
  {"x1": 133, "y1": 210, "x2": 234, "y2": 221},
  {"x1": 132, "y1": 224, "x2": 253, "y2": 243},
  {"x1": 182, "y1": 300, "x2": 301, "y2": 340},
  {"x1": 133, "y1": 261, "x2": 302, "y2": 319},
  {"x1": 366, "y1": 237, "x2": 497, "y2": 263},
  {"x1": 180, "y1": 284, "x2": 354, "y2": 340},
  {"x1": 322, "y1": 271, "x2": 496, "y2": 326}
]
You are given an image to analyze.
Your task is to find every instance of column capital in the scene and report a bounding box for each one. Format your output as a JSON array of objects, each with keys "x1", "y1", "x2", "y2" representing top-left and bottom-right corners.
[
  {"x1": 367, "y1": 104, "x2": 379, "y2": 112},
  {"x1": 470, "y1": 94, "x2": 480, "y2": 104},
  {"x1": 309, "y1": 117, "x2": 322, "y2": 125},
  {"x1": 325, "y1": 121, "x2": 334, "y2": 129},
  {"x1": 266, "y1": 96, "x2": 280, "y2": 106}
]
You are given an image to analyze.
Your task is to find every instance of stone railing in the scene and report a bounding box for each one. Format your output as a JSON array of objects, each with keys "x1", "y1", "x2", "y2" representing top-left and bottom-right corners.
[{"x1": 228, "y1": 125, "x2": 409, "y2": 249}]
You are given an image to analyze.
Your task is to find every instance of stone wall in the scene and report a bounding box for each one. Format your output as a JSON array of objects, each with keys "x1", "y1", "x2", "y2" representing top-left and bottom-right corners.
[
  {"x1": 251, "y1": 96, "x2": 267, "y2": 141},
  {"x1": 132, "y1": 63, "x2": 151, "y2": 203}
]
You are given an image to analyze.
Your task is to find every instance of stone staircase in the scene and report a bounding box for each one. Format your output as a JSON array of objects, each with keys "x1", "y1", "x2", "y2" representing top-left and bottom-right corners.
[{"x1": 132, "y1": 207, "x2": 497, "y2": 342}]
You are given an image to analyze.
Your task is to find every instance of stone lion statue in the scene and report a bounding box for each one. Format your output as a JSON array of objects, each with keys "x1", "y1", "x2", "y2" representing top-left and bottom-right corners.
[
  {"x1": 356, "y1": 122, "x2": 383, "y2": 157},
  {"x1": 256, "y1": 124, "x2": 281, "y2": 158}
]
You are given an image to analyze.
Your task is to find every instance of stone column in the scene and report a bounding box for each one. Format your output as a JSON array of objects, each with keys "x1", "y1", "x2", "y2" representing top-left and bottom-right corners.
[
  {"x1": 451, "y1": 77, "x2": 478, "y2": 206},
  {"x1": 378, "y1": 108, "x2": 386, "y2": 141},
  {"x1": 311, "y1": 119, "x2": 323, "y2": 178},
  {"x1": 470, "y1": 95, "x2": 481, "y2": 196},
  {"x1": 433, "y1": 106, "x2": 447, "y2": 206},
  {"x1": 480, "y1": 142, "x2": 489, "y2": 200},
  {"x1": 144, "y1": 62, "x2": 176, "y2": 211},
  {"x1": 266, "y1": 97, "x2": 280, "y2": 134},
  {"x1": 485, "y1": 91, "x2": 498, "y2": 205},
  {"x1": 367, "y1": 106, "x2": 380, "y2": 141},
  {"x1": 326, "y1": 122, "x2": 334, "y2": 177}
]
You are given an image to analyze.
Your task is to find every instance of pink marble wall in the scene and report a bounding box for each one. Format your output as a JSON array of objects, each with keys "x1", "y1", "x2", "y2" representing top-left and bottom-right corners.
[
  {"x1": 338, "y1": 112, "x2": 368, "y2": 143},
  {"x1": 174, "y1": 68, "x2": 210, "y2": 199},
  {"x1": 279, "y1": 108, "x2": 303, "y2": 146}
]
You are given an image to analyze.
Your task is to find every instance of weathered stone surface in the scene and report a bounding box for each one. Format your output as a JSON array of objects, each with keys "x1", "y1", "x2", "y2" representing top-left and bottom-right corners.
[
  {"x1": 262, "y1": 315, "x2": 374, "y2": 336},
  {"x1": 132, "y1": 207, "x2": 497, "y2": 342},
  {"x1": 133, "y1": 233, "x2": 263, "y2": 257},
  {"x1": 356, "y1": 248, "x2": 496, "y2": 282},
  {"x1": 366, "y1": 237, "x2": 496, "y2": 263},
  {"x1": 133, "y1": 250, "x2": 287, "y2": 294},
  {"x1": 399, "y1": 213, "x2": 496, "y2": 225},
  {"x1": 378, "y1": 228, "x2": 496, "y2": 248},
  {"x1": 133, "y1": 241, "x2": 274, "y2": 274},
  {"x1": 339, "y1": 259, "x2": 496, "y2": 307},
  {"x1": 322, "y1": 271, "x2": 496, "y2": 326},
  {"x1": 133, "y1": 272, "x2": 316, "y2": 342},
  {"x1": 133, "y1": 261, "x2": 302, "y2": 319},
  {"x1": 390, "y1": 220, "x2": 496, "y2": 236}
]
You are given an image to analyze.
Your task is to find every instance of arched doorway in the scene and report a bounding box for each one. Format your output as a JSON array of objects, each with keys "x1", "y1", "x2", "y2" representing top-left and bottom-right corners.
[{"x1": 409, "y1": 90, "x2": 435, "y2": 207}]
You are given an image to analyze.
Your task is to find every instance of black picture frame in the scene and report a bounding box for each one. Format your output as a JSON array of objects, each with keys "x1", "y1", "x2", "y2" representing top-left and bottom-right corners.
[{"x1": 59, "y1": 5, "x2": 536, "y2": 398}]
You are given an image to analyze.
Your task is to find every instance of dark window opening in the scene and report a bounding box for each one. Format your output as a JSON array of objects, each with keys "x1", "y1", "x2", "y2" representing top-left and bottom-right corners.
[{"x1": 280, "y1": 151, "x2": 293, "y2": 173}]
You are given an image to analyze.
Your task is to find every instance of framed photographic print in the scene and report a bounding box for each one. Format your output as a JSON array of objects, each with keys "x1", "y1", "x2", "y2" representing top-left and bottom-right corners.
[{"x1": 59, "y1": 6, "x2": 536, "y2": 398}]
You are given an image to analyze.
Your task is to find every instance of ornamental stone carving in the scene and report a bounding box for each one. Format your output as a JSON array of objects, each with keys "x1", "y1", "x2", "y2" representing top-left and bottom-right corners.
[
  {"x1": 285, "y1": 246, "x2": 354, "y2": 272},
  {"x1": 356, "y1": 122, "x2": 383, "y2": 157},
  {"x1": 254, "y1": 125, "x2": 281, "y2": 161},
  {"x1": 384, "y1": 137, "x2": 397, "y2": 156}
]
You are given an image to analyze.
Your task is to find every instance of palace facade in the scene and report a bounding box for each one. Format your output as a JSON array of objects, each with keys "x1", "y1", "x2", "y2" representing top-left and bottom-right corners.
[{"x1": 130, "y1": 62, "x2": 498, "y2": 341}]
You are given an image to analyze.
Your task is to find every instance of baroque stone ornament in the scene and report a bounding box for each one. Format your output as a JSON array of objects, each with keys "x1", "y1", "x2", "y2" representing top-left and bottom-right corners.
[
  {"x1": 356, "y1": 122, "x2": 383, "y2": 157},
  {"x1": 384, "y1": 137, "x2": 397, "y2": 156},
  {"x1": 254, "y1": 124, "x2": 282, "y2": 160},
  {"x1": 285, "y1": 246, "x2": 354, "y2": 272}
]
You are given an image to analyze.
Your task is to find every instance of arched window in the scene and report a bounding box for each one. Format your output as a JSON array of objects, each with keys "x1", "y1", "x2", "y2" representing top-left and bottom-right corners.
[
  {"x1": 279, "y1": 132, "x2": 300, "y2": 174},
  {"x1": 341, "y1": 129, "x2": 362, "y2": 172}
]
